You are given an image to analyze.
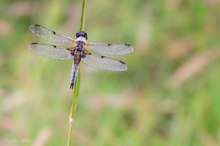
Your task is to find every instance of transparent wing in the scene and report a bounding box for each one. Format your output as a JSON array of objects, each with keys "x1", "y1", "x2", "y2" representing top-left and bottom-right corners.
[
  {"x1": 82, "y1": 53, "x2": 127, "y2": 71},
  {"x1": 27, "y1": 42, "x2": 72, "y2": 60},
  {"x1": 86, "y1": 42, "x2": 134, "y2": 55},
  {"x1": 30, "y1": 24, "x2": 76, "y2": 45}
]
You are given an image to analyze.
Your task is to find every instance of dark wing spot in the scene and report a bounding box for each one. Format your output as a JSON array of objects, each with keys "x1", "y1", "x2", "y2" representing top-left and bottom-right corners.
[
  {"x1": 52, "y1": 31, "x2": 56, "y2": 35},
  {"x1": 34, "y1": 24, "x2": 41, "y2": 27},
  {"x1": 119, "y1": 60, "x2": 125, "y2": 64},
  {"x1": 101, "y1": 56, "x2": 105, "y2": 58},
  {"x1": 124, "y1": 44, "x2": 130, "y2": 46},
  {"x1": 53, "y1": 45, "x2": 57, "y2": 48},
  {"x1": 108, "y1": 44, "x2": 111, "y2": 46},
  {"x1": 31, "y1": 42, "x2": 38, "y2": 45}
]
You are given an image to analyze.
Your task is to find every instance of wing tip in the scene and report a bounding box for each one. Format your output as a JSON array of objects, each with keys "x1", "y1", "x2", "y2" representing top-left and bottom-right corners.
[
  {"x1": 122, "y1": 66, "x2": 128, "y2": 71},
  {"x1": 124, "y1": 44, "x2": 134, "y2": 54},
  {"x1": 118, "y1": 62, "x2": 128, "y2": 71},
  {"x1": 123, "y1": 64, "x2": 128, "y2": 71},
  {"x1": 129, "y1": 46, "x2": 134, "y2": 53},
  {"x1": 29, "y1": 24, "x2": 41, "y2": 32}
]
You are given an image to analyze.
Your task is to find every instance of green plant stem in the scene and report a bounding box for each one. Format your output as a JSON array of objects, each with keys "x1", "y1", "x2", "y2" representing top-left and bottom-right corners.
[
  {"x1": 67, "y1": 70, "x2": 81, "y2": 146},
  {"x1": 67, "y1": 0, "x2": 86, "y2": 146},
  {"x1": 80, "y1": 0, "x2": 86, "y2": 31}
]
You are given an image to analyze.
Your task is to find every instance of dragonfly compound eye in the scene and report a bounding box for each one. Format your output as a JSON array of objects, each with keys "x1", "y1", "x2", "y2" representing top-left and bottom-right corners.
[
  {"x1": 81, "y1": 31, "x2": 88, "y2": 40},
  {"x1": 76, "y1": 31, "x2": 88, "y2": 40},
  {"x1": 76, "y1": 32, "x2": 80, "y2": 38}
]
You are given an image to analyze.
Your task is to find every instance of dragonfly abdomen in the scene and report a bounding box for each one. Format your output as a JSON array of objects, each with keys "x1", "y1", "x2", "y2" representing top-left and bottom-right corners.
[
  {"x1": 74, "y1": 51, "x2": 81, "y2": 64},
  {"x1": 70, "y1": 63, "x2": 79, "y2": 89}
]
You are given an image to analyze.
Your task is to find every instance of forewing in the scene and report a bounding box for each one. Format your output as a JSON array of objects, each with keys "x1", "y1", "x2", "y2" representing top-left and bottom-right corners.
[
  {"x1": 27, "y1": 43, "x2": 72, "y2": 60},
  {"x1": 86, "y1": 42, "x2": 134, "y2": 55},
  {"x1": 30, "y1": 24, "x2": 76, "y2": 45},
  {"x1": 81, "y1": 53, "x2": 127, "y2": 71}
]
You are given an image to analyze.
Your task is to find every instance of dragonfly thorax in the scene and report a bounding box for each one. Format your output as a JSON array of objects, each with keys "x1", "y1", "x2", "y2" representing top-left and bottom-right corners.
[{"x1": 76, "y1": 41, "x2": 85, "y2": 49}]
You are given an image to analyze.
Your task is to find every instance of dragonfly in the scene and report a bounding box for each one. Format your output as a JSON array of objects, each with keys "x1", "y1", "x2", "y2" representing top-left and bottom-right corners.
[{"x1": 28, "y1": 24, "x2": 134, "y2": 89}]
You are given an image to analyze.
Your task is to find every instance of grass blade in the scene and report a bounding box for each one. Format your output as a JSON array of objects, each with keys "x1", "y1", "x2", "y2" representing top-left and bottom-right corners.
[{"x1": 67, "y1": 0, "x2": 86, "y2": 145}]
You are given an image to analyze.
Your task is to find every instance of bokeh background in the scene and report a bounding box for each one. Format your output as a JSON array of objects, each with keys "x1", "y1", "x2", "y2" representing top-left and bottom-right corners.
[{"x1": 1, "y1": 0, "x2": 220, "y2": 146}]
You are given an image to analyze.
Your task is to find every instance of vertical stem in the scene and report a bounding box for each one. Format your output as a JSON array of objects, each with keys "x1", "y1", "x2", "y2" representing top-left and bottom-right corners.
[
  {"x1": 67, "y1": 70, "x2": 81, "y2": 146},
  {"x1": 67, "y1": 0, "x2": 86, "y2": 146},
  {"x1": 80, "y1": 0, "x2": 86, "y2": 31}
]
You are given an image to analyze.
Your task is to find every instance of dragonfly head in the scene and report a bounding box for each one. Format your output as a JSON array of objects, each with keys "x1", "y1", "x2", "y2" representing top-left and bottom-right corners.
[{"x1": 76, "y1": 31, "x2": 88, "y2": 40}]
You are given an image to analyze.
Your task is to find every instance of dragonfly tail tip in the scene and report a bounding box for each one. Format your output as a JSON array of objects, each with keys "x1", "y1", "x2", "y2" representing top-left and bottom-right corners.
[{"x1": 69, "y1": 83, "x2": 74, "y2": 89}]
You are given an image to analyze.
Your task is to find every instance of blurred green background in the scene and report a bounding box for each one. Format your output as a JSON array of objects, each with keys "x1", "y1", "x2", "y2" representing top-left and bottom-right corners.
[{"x1": 1, "y1": 0, "x2": 220, "y2": 146}]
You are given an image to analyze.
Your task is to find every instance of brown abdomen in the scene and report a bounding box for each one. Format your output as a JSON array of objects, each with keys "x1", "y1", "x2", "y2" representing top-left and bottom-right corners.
[{"x1": 74, "y1": 51, "x2": 81, "y2": 64}]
